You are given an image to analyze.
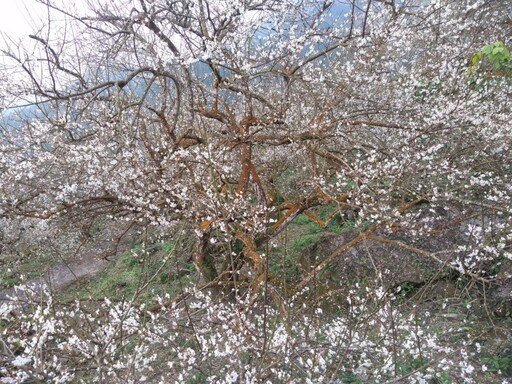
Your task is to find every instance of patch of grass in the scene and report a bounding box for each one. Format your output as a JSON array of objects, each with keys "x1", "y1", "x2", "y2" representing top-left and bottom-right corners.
[
  {"x1": 0, "y1": 252, "x2": 59, "y2": 290},
  {"x1": 58, "y1": 237, "x2": 196, "y2": 303},
  {"x1": 337, "y1": 218, "x2": 357, "y2": 233},
  {"x1": 289, "y1": 234, "x2": 319, "y2": 252},
  {"x1": 159, "y1": 240, "x2": 176, "y2": 253},
  {"x1": 0, "y1": 274, "x2": 19, "y2": 289},
  {"x1": 92, "y1": 253, "x2": 146, "y2": 298},
  {"x1": 289, "y1": 203, "x2": 362, "y2": 238},
  {"x1": 271, "y1": 204, "x2": 357, "y2": 284},
  {"x1": 291, "y1": 213, "x2": 313, "y2": 225},
  {"x1": 268, "y1": 249, "x2": 302, "y2": 283},
  {"x1": 337, "y1": 371, "x2": 366, "y2": 384}
]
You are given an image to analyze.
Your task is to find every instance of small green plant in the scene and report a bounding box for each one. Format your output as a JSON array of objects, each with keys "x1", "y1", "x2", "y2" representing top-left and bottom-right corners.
[
  {"x1": 468, "y1": 41, "x2": 512, "y2": 75},
  {"x1": 398, "y1": 281, "x2": 419, "y2": 295},
  {"x1": 481, "y1": 354, "x2": 512, "y2": 374}
]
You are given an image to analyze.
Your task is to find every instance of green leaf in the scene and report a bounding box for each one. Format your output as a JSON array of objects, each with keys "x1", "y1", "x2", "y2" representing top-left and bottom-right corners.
[
  {"x1": 470, "y1": 52, "x2": 482, "y2": 66},
  {"x1": 492, "y1": 46, "x2": 505, "y2": 55},
  {"x1": 481, "y1": 44, "x2": 494, "y2": 55}
]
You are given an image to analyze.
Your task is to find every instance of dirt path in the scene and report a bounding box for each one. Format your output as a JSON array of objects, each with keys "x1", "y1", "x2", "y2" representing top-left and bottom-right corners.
[
  {"x1": 0, "y1": 257, "x2": 112, "y2": 305},
  {"x1": 0, "y1": 225, "x2": 134, "y2": 307}
]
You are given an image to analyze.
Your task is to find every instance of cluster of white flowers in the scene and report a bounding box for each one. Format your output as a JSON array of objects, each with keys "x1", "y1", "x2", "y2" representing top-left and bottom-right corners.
[{"x1": 0, "y1": 285, "x2": 499, "y2": 383}]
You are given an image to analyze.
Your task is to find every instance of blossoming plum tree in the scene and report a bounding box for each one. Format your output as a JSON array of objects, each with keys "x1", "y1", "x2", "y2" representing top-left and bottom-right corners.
[
  {"x1": 0, "y1": 0, "x2": 511, "y2": 381},
  {"x1": 2, "y1": 0, "x2": 509, "y2": 288}
]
